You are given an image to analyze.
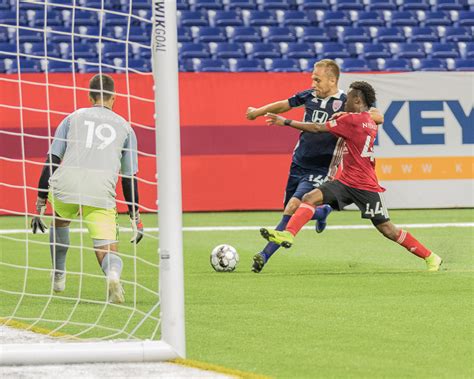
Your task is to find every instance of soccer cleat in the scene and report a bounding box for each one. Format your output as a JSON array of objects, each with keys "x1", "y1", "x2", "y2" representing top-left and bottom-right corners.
[
  {"x1": 251, "y1": 252, "x2": 267, "y2": 273},
  {"x1": 425, "y1": 253, "x2": 443, "y2": 272},
  {"x1": 53, "y1": 272, "x2": 66, "y2": 293},
  {"x1": 315, "y1": 204, "x2": 332, "y2": 234},
  {"x1": 260, "y1": 228, "x2": 294, "y2": 248},
  {"x1": 107, "y1": 271, "x2": 125, "y2": 304}
]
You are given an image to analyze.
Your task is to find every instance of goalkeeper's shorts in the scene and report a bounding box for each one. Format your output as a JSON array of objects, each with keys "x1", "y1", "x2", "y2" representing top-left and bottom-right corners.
[{"x1": 48, "y1": 195, "x2": 119, "y2": 241}]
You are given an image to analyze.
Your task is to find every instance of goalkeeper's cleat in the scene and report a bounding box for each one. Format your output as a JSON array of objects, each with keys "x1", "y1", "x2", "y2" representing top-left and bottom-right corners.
[
  {"x1": 425, "y1": 253, "x2": 443, "y2": 272},
  {"x1": 107, "y1": 271, "x2": 125, "y2": 304},
  {"x1": 315, "y1": 204, "x2": 332, "y2": 234},
  {"x1": 260, "y1": 228, "x2": 294, "y2": 248},
  {"x1": 251, "y1": 252, "x2": 267, "y2": 273},
  {"x1": 53, "y1": 272, "x2": 66, "y2": 293}
]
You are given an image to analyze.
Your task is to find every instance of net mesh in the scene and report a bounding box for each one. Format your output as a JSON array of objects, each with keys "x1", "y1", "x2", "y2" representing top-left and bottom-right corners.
[{"x1": 0, "y1": 0, "x2": 161, "y2": 341}]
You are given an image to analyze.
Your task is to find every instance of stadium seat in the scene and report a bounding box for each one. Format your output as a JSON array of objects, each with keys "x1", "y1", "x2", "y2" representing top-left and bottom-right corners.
[
  {"x1": 102, "y1": 42, "x2": 127, "y2": 59},
  {"x1": 193, "y1": 26, "x2": 227, "y2": 42},
  {"x1": 225, "y1": 0, "x2": 258, "y2": 10},
  {"x1": 0, "y1": 59, "x2": 4, "y2": 73},
  {"x1": 464, "y1": 42, "x2": 474, "y2": 58},
  {"x1": 130, "y1": 9, "x2": 151, "y2": 23},
  {"x1": 366, "y1": 0, "x2": 397, "y2": 11},
  {"x1": 18, "y1": 29, "x2": 44, "y2": 43},
  {"x1": 178, "y1": 42, "x2": 210, "y2": 59},
  {"x1": 281, "y1": 42, "x2": 315, "y2": 59},
  {"x1": 5, "y1": 58, "x2": 39, "y2": 73},
  {"x1": 432, "y1": 0, "x2": 464, "y2": 11},
  {"x1": 415, "y1": 58, "x2": 447, "y2": 71},
  {"x1": 46, "y1": 60, "x2": 76, "y2": 73},
  {"x1": 81, "y1": 64, "x2": 115, "y2": 73},
  {"x1": 409, "y1": 27, "x2": 439, "y2": 42},
  {"x1": 295, "y1": 26, "x2": 331, "y2": 42},
  {"x1": 278, "y1": 10, "x2": 311, "y2": 26},
  {"x1": 62, "y1": 43, "x2": 97, "y2": 59},
  {"x1": 315, "y1": 42, "x2": 351, "y2": 58},
  {"x1": 391, "y1": 42, "x2": 426, "y2": 58},
  {"x1": 265, "y1": 58, "x2": 300, "y2": 72},
  {"x1": 422, "y1": 11, "x2": 452, "y2": 26},
  {"x1": 0, "y1": 42, "x2": 18, "y2": 57},
  {"x1": 339, "y1": 27, "x2": 371, "y2": 43},
  {"x1": 66, "y1": 10, "x2": 99, "y2": 26},
  {"x1": 355, "y1": 11, "x2": 385, "y2": 27},
  {"x1": 333, "y1": 0, "x2": 364, "y2": 11},
  {"x1": 104, "y1": 13, "x2": 130, "y2": 27},
  {"x1": 381, "y1": 58, "x2": 412, "y2": 71},
  {"x1": 245, "y1": 42, "x2": 280, "y2": 58},
  {"x1": 210, "y1": 42, "x2": 245, "y2": 58},
  {"x1": 261, "y1": 26, "x2": 296, "y2": 43},
  {"x1": 297, "y1": 0, "x2": 329, "y2": 11},
  {"x1": 178, "y1": 27, "x2": 193, "y2": 42},
  {"x1": 192, "y1": 0, "x2": 224, "y2": 10},
  {"x1": 0, "y1": 27, "x2": 8, "y2": 43},
  {"x1": 227, "y1": 26, "x2": 261, "y2": 42},
  {"x1": 399, "y1": 0, "x2": 430, "y2": 11},
  {"x1": 244, "y1": 10, "x2": 278, "y2": 26},
  {"x1": 389, "y1": 11, "x2": 420, "y2": 27},
  {"x1": 457, "y1": 12, "x2": 474, "y2": 27},
  {"x1": 0, "y1": 11, "x2": 26, "y2": 25},
  {"x1": 193, "y1": 58, "x2": 229, "y2": 72},
  {"x1": 228, "y1": 58, "x2": 265, "y2": 72},
  {"x1": 211, "y1": 10, "x2": 243, "y2": 27},
  {"x1": 21, "y1": 42, "x2": 61, "y2": 58},
  {"x1": 176, "y1": 0, "x2": 189, "y2": 10},
  {"x1": 113, "y1": 58, "x2": 149, "y2": 72},
  {"x1": 352, "y1": 43, "x2": 392, "y2": 59},
  {"x1": 443, "y1": 27, "x2": 472, "y2": 42},
  {"x1": 373, "y1": 27, "x2": 406, "y2": 43},
  {"x1": 31, "y1": 10, "x2": 63, "y2": 27},
  {"x1": 126, "y1": 26, "x2": 150, "y2": 44},
  {"x1": 320, "y1": 11, "x2": 352, "y2": 27},
  {"x1": 452, "y1": 58, "x2": 474, "y2": 70},
  {"x1": 82, "y1": 0, "x2": 122, "y2": 10},
  {"x1": 178, "y1": 11, "x2": 209, "y2": 27},
  {"x1": 429, "y1": 42, "x2": 459, "y2": 58},
  {"x1": 46, "y1": 26, "x2": 76, "y2": 43},
  {"x1": 258, "y1": 0, "x2": 291, "y2": 10},
  {"x1": 337, "y1": 58, "x2": 370, "y2": 72}
]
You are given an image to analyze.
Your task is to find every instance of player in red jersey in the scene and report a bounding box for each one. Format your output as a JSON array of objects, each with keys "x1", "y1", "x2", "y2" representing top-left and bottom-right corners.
[{"x1": 260, "y1": 81, "x2": 442, "y2": 271}]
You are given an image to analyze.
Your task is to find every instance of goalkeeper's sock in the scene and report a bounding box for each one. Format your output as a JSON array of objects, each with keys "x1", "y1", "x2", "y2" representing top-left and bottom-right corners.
[
  {"x1": 101, "y1": 253, "x2": 123, "y2": 277},
  {"x1": 396, "y1": 230, "x2": 431, "y2": 259},
  {"x1": 286, "y1": 203, "x2": 315, "y2": 236},
  {"x1": 50, "y1": 226, "x2": 69, "y2": 276},
  {"x1": 262, "y1": 215, "x2": 291, "y2": 259}
]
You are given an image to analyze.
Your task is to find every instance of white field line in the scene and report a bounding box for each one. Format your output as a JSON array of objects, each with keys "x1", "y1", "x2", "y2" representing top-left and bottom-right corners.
[{"x1": 0, "y1": 222, "x2": 473, "y2": 235}]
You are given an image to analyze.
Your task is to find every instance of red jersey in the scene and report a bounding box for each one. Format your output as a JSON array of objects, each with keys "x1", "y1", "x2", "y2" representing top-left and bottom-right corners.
[{"x1": 326, "y1": 112, "x2": 384, "y2": 192}]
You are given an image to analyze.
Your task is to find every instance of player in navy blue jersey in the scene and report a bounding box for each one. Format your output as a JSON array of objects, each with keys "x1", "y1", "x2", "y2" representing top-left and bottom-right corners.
[{"x1": 246, "y1": 59, "x2": 384, "y2": 273}]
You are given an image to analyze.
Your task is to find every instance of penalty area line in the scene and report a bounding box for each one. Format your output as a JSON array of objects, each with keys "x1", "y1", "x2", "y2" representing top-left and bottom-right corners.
[{"x1": 0, "y1": 222, "x2": 473, "y2": 235}]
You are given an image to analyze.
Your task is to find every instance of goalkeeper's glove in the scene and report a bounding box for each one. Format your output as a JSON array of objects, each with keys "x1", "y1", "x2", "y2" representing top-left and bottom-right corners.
[
  {"x1": 31, "y1": 197, "x2": 48, "y2": 234},
  {"x1": 129, "y1": 210, "x2": 144, "y2": 244}
]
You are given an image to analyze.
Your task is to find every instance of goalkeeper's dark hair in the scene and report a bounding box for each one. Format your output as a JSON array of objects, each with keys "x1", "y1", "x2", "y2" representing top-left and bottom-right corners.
[
  {"x1": 89, "y1": 74, "x2": 115, "y2": 102},
  {"x1": 349, "y1": 81, "x2": 376, "y2": 108}
]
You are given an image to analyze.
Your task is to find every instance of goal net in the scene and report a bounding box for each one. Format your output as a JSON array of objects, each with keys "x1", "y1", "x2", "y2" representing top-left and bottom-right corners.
[{"x1": 0, "y1": 0, "x2": 184, "y2": 364}]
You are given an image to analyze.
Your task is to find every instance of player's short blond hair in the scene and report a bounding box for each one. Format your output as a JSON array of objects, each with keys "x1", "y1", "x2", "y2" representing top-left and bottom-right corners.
[{"x1": 314, "y1": 59, "x2": 340, "y2": 81}]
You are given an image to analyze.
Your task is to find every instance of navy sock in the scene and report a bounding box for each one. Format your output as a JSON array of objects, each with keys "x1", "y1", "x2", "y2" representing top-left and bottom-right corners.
[{"x1": 262, "y1": 215, "x2": 291, "y2": 260}]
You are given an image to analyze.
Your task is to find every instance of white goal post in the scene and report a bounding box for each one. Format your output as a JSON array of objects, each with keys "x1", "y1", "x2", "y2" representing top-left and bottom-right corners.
[{"x1": 0, "y1": 0, "x2": 185, "y2": 365}]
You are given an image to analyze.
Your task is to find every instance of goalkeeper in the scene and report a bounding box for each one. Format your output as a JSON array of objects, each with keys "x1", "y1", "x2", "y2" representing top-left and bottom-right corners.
[{"x1": 31, "y1": 74, "x2": 143, "y2": 304}]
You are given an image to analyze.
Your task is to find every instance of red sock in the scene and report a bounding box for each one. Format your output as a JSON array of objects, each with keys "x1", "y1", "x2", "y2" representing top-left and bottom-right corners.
[
  {"x1": 286, "y1": 203, "x2": 315, "y2": 236},
  {"x1": 396, "y1": 230, "x2": 432, "y2": 259}
]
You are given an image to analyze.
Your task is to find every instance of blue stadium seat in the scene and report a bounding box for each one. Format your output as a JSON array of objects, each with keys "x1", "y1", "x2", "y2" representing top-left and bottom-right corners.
[
  {"x1": 258, "y1": 0, "x2": 291, "y2": 10},
  {"x1": 355, "y1": 43, "x2": 392, "y2": 59},
  {"x1": 366, "y1": 0, "x2": 397, "y2": 11},
  {"x1": 176, "y1": 0, "x2": 189, "y2": 10},
  {"x1": 444, "y1": 27, "x2": 472, "y2": 42},
  {"x1": 339, "y1": 27, "x2": 371, "y2": 43},
  {"x1": 295, "y1": 26, "x2": 331, "y2": 42},
  {"x1": 192, "y1": 0, "x2": 224, "y2": 10},
  {"x1": 19, "y1": 1, "x2": 44, "y2": 11},
  {"x1": 104, "y1": 13, "x2": 130, "y2": 27},
  {"x1": 299, "y1": 58, "x2": 319, "y2": 71},
  {"x1": 278, "y1": 10, "x2": 311, "y2": 26},
  {"x1": 81, "y1": 64, "x2": 115, "y2": 73},
  {"x1": 83, "y1": 0, "x2": 122, "y2": 9},
  {"x1": 68, "y1": 10, "x2": 99, "y2": 26},
  {"x1": 0, "y1": 27, "x2": 8, "y2": 43},
  {"x1": 416, "y1": 58, "x2": 447, "y2": 71},
  {"x1": 126, "y1": 0, "x2": 150, "y2": 11},
  {"x1": 246, "y1": 42, "x2": 280, "y2": 58},
  {"x1": 126, "y1": 26, "x2": 150, "y2": 43},
  {"x1": 46, "y1": 26, "x2": 76, "y2": 43},
  {"x1": 281, "y1": 42, "x2": 315, "y2": 58},
  {"x1": 457, "y1": 11, "x2": 474, "y2": 27},
  {"x1": 0, "y1": 42, "x2": 18, "y2": 57},
  {"x1": 194, "y1": 26, "x2": 227, "y2": 42},
  {"x1": 381, "y1": 58, "x2": 412, "y2": 71},
  {"x1": 21, "y1": 42, "x2": 61, "y2": 58},
  {"x1": 178, "y1": 42, "x2": 210, "y2": 59},
  {"x1": 229, "y1": 58, "x2": 265, "y2": 72},
  {"x1": 102, "y1": 42, "x2": 127, "y2": 59},
  {"x1": 389, "y1": 11, "x2": 419, "y2": 27},
  {"x1": 5, "y1": 58, "x2": 39, "y2": 73},
  {"x1": 297, "y1": 0, "x2": 330, "y2": 11},
  {"x1": 1, "y1": 11, "x2": 27, "y2": 25},
  {"x1": 409, "y1": 27, "x2": 439, "y2": 42},
  {"x1": 31, "y1": 10, "x2": 63, "y2": 27},
  {"x1": 392, "y1": 42, "x2": 425, "y2": 58},
  {"x1": 210, "y1": 42, "x2": 245, "y2": 58},
  {"x1": 178, "y1": 27, "x2": 193, "y2": 42},
  {"x1": 320, "y1": 11, "x2": 352, "y2": 27},
  {"x1": 333, "y1": 0, "x2": 364, "y2": 11},
  {"x1": 211, "y1": 10, "x2": 243, "y2": 26},
  {"x1": 46, "y1": 61, "x2": 76, "y2": 73},
  {"x1": 374, "y1": 27, "x2": 405, "y2": 43},
  {"x1": 429, "y1": 42, "x2": 459, "y2": 58},
  {"x1": 74, "y1": 26, "x2": 100, "y2": 41},
  {"x1": 262, "y1": 26, "x2": 296, "y2": 43},
  {"x1": 266, "y1": 58, "x2": 300, "y2": 72},
  {"x1": 18, "y1": 29, "x2": 44, "y2": 43},
  {"x1": 399, "y1": 0, "x2": 430, "y2": 11},
  {"x1": 0, "y1": 2, "x2": 11, "y2": 11},
  {"x1": 453, "y1": 58, "x2": 474, "y2": 70},
  {"x1": 130, "y1": 9, "x2": 151, "y2": 23},
  {"x1": 0, "y1": 59, "x2": 4, "y2": 73},
  {"x1": 316, "y1": 42, "x2": 351, "y2": 58},
  {"x1": 245, "y1": 10, "x2": 278, "y2": 26},
  {"x1": 432, "y1": 0, "x2": 464, "y2": 11},
  {"x1": 193, "y1": 58, "x2": 229, "y2": 72},
  {"x1": 62, "y1": 44, "x2": 97, "y2": 59},
  {"x1": 178, "y1": 11, "x2": 209, "y2": 27},
  {"x1": 355, "y1": 11, "x2": 385, "y2": 27},
  {"x1": 422, "y1": 11, "x2": 452, "y2": 26},
  {"x1": 465, "y1": 42, "x2": 474, "y2": 58},
  {"x1": 111, "y1": 58, "x2": 149, "y2": 71},
  {"x1": 225, "y1": 0, "x2": 257, "y2": 10},
  {"x1": 227, "y1": 26, "x2": 261, "y2": 42},
  {"x1": 337, "y1": 58, "x2": 370, "y2": 72}
]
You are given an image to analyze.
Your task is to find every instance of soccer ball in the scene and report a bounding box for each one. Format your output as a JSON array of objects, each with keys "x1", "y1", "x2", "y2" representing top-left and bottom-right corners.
[{"x1": 210, "y1": 244, "x2": 239, "y2": 272}]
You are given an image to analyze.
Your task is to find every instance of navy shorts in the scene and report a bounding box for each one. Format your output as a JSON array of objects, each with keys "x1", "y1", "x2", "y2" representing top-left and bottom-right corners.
[{"x1": 283, "y1": 162, "x2": 330, "y2": 206}]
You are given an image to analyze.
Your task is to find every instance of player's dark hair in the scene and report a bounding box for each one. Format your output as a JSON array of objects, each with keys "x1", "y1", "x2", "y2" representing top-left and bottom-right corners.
[
  {"x1": 349, "y1": 81, "x2": 376, "y2": 108},
  {"x1": 89, "y1": 74, "x2": 115, "y2": 102}
]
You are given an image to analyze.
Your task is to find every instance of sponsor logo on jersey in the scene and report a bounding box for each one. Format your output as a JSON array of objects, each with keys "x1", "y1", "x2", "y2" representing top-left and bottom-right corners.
[
  {"x1": 332, "y1": 100, "x2": 343, "y2": 112},
  {"x1": 329, "y1": 119, "x2": 337, "y2": 128}
]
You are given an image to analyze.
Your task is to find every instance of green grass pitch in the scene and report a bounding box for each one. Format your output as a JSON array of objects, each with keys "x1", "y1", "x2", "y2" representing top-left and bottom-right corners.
[{"x1": 1, "y1": 209, "x2": 473, "y2": 378}]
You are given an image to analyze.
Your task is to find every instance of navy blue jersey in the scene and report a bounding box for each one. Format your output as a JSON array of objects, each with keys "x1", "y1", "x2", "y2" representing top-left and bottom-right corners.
[{"x1": 288, "y1": 89, "x2": 347, "y2": 176}]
